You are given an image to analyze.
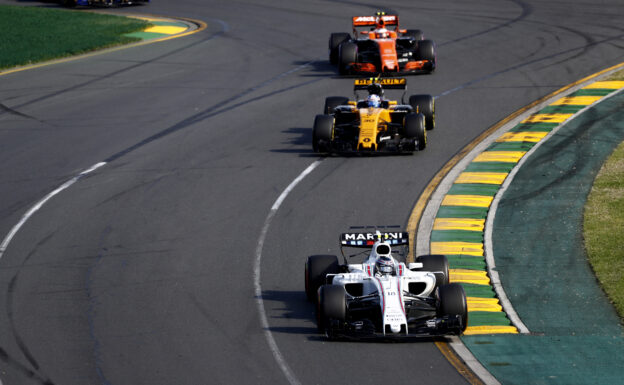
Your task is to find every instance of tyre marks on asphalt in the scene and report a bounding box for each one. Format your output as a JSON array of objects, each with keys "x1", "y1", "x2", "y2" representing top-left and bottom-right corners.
[{"x1": 432, "y1": 79, "x2": 624, "y2": 336}]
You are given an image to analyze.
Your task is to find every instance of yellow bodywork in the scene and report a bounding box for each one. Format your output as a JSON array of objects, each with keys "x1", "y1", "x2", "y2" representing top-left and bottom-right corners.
[{"x1": 357, "y1": 107, "x2": 392, "y2": 150}]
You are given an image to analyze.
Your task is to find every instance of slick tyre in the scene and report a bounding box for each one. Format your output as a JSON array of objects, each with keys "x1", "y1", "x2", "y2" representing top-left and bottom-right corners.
[
  {"x1": 408, "y1": 94, "x2": 435, "y2": 130},
  {"x1": 416, "y1": 254, "x2": 449, "y2": 287},
  {"x1": 312, "y1": 115, "x2": 335, "y2": 153},
  {"x1": 323, "y1": 96, "x2": 349, "y2": 114},
  {"x1": 404, "y1": 113, "x2": 426, "y2": 151},
  {"x1": 305, "y1": 255, "x2": 339, "y2": 302},
  {"x1": 438, "y1": 283, "x2": 468, "y2": 333},
  {"x1": 317, "y1": 285, "x2": 346, "y2": 334},
  {"x1": 338, "y1": 42, "x2": 357, "y2": 75},
  {"x1": 415, "y1": 39, "x2": 436, "y2": 72},
  {"x1": 329, "y1": 33, "x2": 351, "y2": 65}
]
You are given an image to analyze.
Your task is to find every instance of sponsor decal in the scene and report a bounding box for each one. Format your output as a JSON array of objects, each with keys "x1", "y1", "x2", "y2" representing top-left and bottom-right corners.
[
  {"x1": 354, "y1": 78, "x2": 406, "y2": 86},
  {"x1": 353, "y1": 15, "x2": 397, "y2": 23},
  {"x1": 343, "y1": 232, "x2": 405, "y2": 241}
]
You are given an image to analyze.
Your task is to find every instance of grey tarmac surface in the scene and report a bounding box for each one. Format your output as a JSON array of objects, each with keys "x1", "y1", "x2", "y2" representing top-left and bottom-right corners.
[{"x1": 0, "y1": 0, "x2": 623, "y2": 384}]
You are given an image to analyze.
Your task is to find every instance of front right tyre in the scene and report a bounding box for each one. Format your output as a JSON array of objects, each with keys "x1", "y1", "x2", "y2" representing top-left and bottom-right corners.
[
  {"x1": 317, "y1": 284, "x2": 346, "y2": 335},
  {"x1": 312, "y1": 114, "x2": 335, "y2": 153},
  {"x1": 338, "y1": 42, "x2": 357, "y2": 75},
  {"x1": 329, "y1": 33, "x2": 351, "y2": 64},
  {"x1": 305, "y1": 254, "x2": 339, "y2": 302}
]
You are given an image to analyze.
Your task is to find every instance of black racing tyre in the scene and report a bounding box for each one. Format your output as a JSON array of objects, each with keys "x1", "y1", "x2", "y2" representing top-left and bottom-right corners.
[
  {"x1": 317, "y1": 284, "x2": 346, "y2": 333},
  {"x1": 404, "y1": 113, "x2": 426, "y2": 151},
  {"x1": 329, "y1": 33, "x2": 351, "y2": 65},
  {"x1": 312, "y1": 114, "x2": 335, "y2": 153},
  {"x1": 323, "y1": 96, "x2": 349, "y2": 114},
  {"x1": 305, "y1": 255, "x2": 339, "y2": 302},
  {"x1": 415, "y1": 39, "x2": 436, "y2": 72},
  {"x1": 416, "y1": 254, "x2": 449, "y2": 287},
  {"x1": 438, "y1": 283, "x2": 468, "y2": 333},
  {"x1": 403, "y1": 29, "x2": 424, "y2": 40},
  {"x1": 61, "y1": 0, "x2": 77, "y2": 6},
  {"x1": 338, "y1": 42, "x2": 357, "y2": 75},
  {"x1": 408, "y1": 94, "x2": 435, "y2": 130}
]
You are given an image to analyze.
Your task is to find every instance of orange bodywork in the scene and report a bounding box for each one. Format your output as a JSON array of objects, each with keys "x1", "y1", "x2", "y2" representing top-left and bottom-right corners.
[
  {"x1": 404, "y1": 61, "x2": 428, "y2": 71},
  {"x1": 348, "y1": 14, "x2": 429, "y2": 74}
]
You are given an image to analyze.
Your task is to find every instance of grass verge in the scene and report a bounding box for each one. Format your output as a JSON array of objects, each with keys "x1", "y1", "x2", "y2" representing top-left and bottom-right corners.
[
  {"x1": 0, "y1": 5, "x2": 149, "y2": 70},
  {"x1": 584, "y1": 135, "x2": 624, "y2": 320}
]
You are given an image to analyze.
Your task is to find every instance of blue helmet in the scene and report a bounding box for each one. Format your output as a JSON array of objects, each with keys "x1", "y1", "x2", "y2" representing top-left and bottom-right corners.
[{"x1": 367, "y1": 94, "x2": 381, "y2": 108}]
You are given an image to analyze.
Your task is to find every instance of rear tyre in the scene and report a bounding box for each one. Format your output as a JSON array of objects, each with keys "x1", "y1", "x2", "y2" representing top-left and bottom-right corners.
[
  {"x1": 403, "y1": 29, "x2": 424, "y2": 40},
  {"x1": 404, "y1": 113, "x2": 426, "y2": 151},
  {"x1": 408, "y1": 94, "x2": 435, "y2": 130},
  {"x1": 305, "y1": 255, "x2": 339, "y2": 302},
  {"x1": 338, "y1": 42, "x2": 357, "y2": 75},
  {"x1": 438, "y1": 283, "x2": 468, "y2": 333},
  {"x1": 323, "y1": 96, "x2": 349, "y2": 114},
  {"x1": 416, "y1": 254, "x2": 449, "y2": 287},
  {"x1": 312, "y1": 115, "x2": 335, "y2": 153},
  {"x1": 317, "y1": 285, "x2": 346, "y2": 334},
  {"x1": 329, "y1": 33, "x2": 351, "y2": 64}
]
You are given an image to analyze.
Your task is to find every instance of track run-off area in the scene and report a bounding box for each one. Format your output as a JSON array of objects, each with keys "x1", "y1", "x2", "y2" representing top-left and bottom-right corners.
[{"x1": 0, "y1": 1, "x2": 623, "y2": 384}]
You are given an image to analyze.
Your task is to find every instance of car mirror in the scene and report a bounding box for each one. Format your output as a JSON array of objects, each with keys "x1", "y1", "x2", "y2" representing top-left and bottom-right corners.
[{"x1": 408, "y1": 262, "x2": 423, "y2": 270}]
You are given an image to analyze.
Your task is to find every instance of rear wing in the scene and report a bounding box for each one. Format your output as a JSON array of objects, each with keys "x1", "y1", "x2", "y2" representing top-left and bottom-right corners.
[
  {"x1": 354, "y1": 77, "x2": 407, "y2": 91},
  {"x1": 352, "y1": 14, "x2": 399, "y2": 27},
  {"x1": 340, "y1": 231, "x2": 409, "y2": 248}
]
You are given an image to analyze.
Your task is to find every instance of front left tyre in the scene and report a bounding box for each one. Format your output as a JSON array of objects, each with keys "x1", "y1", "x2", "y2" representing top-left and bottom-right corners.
[
  {"x1": 415, "y1": 39, "x2": 436, "y2": 73},
  {"x1": 408, "y1": 94, "x2": 435, "y2": 130},
  {"x1": 404, "y1": 113, "x2": 427, "y2": 151},
  {"x1": 437, "y1": 283, "x2": 468, "y2": 334}
]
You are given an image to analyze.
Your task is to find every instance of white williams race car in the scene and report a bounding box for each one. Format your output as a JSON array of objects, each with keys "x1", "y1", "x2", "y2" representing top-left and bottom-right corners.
[{"x1": 304, "y1": 230, "x2": 467, "y2": 339}]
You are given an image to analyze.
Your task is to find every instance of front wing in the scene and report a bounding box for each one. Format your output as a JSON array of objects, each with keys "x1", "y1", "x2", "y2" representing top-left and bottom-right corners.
[{"x1": 325, "y1": 314, "x2": 465, "y2": 340}]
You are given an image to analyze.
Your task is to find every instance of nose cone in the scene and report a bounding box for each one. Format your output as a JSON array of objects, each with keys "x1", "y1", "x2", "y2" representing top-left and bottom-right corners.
[
  {"x1": 384, "y1": 61, "x2": 396, "y2": 71},
  {"x1": 390, "y1": 324, "x2": 401, "y2": 334}
]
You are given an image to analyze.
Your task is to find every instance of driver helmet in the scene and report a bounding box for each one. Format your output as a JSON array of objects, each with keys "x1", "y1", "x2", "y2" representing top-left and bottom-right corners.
[
  {"x1": 375, "y1": 28, "x2": 389, "y2": 39},
  {"x1": 367, "y1": 94, "x2": 381, "y2": 108},
  {"x1": 375, "y1": 256, "x2": 395, "y2": 275}
]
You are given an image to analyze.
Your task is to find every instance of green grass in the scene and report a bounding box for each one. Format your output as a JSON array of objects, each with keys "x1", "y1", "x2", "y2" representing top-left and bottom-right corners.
[
  {"x1": 0, "y1": 5, "x2": 150, "y2": 70},
  {"x1": 584, "y1": 140, "x2": 624, "y2": 320}
]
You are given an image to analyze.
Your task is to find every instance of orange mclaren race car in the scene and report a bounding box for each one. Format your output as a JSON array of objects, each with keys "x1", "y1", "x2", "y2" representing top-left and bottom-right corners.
[
  {"x1": 312, "y1": 77, "x2": 435, "y2": 154},
  {"x1": 329, "y1": 12, "x2": 436, "y2": 75}
]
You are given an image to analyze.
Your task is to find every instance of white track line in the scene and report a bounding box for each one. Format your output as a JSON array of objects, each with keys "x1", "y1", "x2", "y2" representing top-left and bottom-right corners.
[
  {"x1": 0, "y1": 162, "x2": 106, "y2": 385},
  {"x1": 0, "y1": 162, "x2": 107, "y2": 259},
  {"x1": 254, "y1": 160, "x2": 322, "y2": 385}
]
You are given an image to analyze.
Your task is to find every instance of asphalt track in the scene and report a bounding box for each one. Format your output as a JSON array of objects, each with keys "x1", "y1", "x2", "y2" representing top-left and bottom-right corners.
[{"x1": 0, "y1": 1, "x2": 623, "y2": 384}]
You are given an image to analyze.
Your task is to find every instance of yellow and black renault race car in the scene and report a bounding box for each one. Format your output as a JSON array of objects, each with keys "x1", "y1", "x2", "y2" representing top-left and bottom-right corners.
[{"x1": 312, "y1": 78, "x2": 434, "y2": 154}]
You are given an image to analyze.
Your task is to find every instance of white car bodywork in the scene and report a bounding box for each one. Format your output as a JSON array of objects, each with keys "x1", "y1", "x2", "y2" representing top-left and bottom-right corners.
[{"x1": 330, "y1": 239, "x2": 438, "y2": 335}]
